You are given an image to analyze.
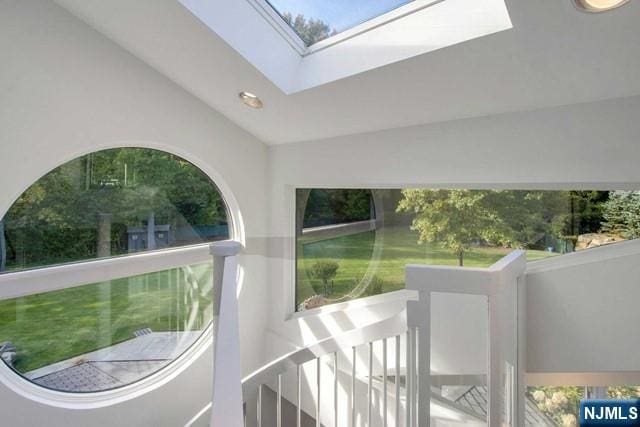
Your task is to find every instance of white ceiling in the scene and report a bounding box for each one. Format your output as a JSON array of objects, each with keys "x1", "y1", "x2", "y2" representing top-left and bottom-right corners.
[{"x1": 54, "y1": 0, "x2": 640, "y2": 145}]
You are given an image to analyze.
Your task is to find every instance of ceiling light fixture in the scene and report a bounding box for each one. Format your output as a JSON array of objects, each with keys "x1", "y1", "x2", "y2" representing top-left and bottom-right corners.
[
  {"x1": 574, "y1": 0, "x2": 630, "y2": 12},
  {"x1": 238, "y1": 91, "x2": 263, "y2": 109}
]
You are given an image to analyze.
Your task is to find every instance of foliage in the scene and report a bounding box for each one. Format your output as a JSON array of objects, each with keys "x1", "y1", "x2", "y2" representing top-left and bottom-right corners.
[
  {"x1": 302, "y1": 189, "x2": 372, "y2": 228},
  {"x1": 282, "y1": 13, "x2": 336, "y2": 46},
  {"x1": 397, "y1": 189, "x2": 609, "y2": 264},
  {"x1": 364, "y1": 275, "x2": 384, "y2": 297},
  {"x1": 308, "y1": 260, "x2": 339, "y2": 296},
  {"x1": 550, "y1": 191, "x2": 609, "y2": 241},
  {"x1": 1, "y1": 148, "x2": 227, "y2": 271},
  {"x1": 529, "y1": 386, "x2": 582, "y2": 426},
  {"x1": 602, "y1": 191, "x2": 640, "y2": 238},
  {"x1": 397, "y1": 189, "x2": 514, "y2": 266},
  {"x1": 608, "y1": 386, "x2": 640, "y2": 399},
  {"x1": 529, "y1": 386, "x2": 640, "y2": 426}
]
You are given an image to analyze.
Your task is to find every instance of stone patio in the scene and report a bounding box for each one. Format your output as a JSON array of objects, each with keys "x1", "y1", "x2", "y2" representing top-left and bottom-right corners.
[{"x1": 25, "y1": 331, "x2": 202, "y2": 392}]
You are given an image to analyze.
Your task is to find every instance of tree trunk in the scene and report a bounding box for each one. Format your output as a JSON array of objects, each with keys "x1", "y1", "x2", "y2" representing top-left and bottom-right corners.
[
  {"x1": 0, "y1": 220, "x2": 6, "y2": 272},
  {"x1": 147, "y1": 211, "x2": 156, "y2": 250},
  {"x1": 457, "y1": 251, "x2": 464, "y2": 267},
  {"x1": 96, "y1": 213, "x2": 112, "y2": 350},
  {"x1": 97, "y1": 213, "x2": 112, "y2": 258}
]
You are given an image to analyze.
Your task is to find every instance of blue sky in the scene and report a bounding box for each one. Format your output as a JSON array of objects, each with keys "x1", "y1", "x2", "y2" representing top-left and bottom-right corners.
[{"x1": 267, "y1": 0, "x2": 413, "y2": 33}]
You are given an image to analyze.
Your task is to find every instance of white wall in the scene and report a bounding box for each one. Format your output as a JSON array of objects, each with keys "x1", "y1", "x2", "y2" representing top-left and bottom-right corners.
[
  {"x1": 526, "y1": 240, "x2": 640, "y2": 375},
  {"x1": 268, "y1": 94, "x2": 640, "y2": 347},
  {"x1": 266, "y1": 96, "x2": 640, "y2": 423},
  {"x1": 268, "y1": 97, "x2": 640, "y2": 427},
  {"x1": 0, "y1": 0, "x2": 269, "y2": 425}
]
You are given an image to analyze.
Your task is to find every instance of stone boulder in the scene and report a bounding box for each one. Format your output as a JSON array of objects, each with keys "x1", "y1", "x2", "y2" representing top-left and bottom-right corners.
[
  {"x1": 575, "y1": 233, "x2": 624, "y2": 250},
  {"x1": 298, "y1": 294, "x2": 328, "y2": 311}
]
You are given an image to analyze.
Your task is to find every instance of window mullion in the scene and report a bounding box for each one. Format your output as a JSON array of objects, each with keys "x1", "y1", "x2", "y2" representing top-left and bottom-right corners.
[{"x1": 0, "y1": 244, "x2": 211, "y2": 301}]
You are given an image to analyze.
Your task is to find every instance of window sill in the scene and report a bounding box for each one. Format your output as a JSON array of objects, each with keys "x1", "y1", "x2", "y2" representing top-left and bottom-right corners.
[{"x1": 287, "y1": 289, "x2": 417, "y2": 322}]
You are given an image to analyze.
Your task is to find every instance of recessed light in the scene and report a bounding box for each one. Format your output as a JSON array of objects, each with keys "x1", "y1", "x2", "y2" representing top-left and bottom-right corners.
[
  {"x1": 574, "y1": 0, "x2": 629, "y2": 12},
  {"x1": 238, "y1": 91, "x2": 263, "y2": 109}
]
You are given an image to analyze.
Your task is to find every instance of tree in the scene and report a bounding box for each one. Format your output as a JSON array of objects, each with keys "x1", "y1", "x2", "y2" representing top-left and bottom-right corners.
[
  {"x1": 1, "y1": 148, "x2": 228, "y2": 270},
  {"x1": 0, "y1": 220, "x2": 5, "y2": 272},
  {"x1": 281, "y1": 13, "x2": 335, "y2": 46},
  {"x1": 397, "y1": 189, "x2": 512, "y2": 266},
  {"x1": 397, "y1": 189, "x2": 610, "y2": 263},
  {"x1": 302, "y1": 189, "x2": 372, "y2": 228},
  {"x1": 309, "y1": 261, "x2": 339, "y2": 296},
  {"x1": 602, "y1": 191, "x2": 640, "y2": 238},
  {"x1": 543, "y1": 191, "x2": 609, "y2": 243}
]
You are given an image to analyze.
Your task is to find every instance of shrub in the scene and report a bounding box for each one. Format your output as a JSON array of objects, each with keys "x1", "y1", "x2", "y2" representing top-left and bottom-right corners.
[
  {"x1": 365, "y1": 275, "x2": 384, "y2": 297},
  {"x1": 309, "y1": 261, "x2": 339, "y2": 296}
]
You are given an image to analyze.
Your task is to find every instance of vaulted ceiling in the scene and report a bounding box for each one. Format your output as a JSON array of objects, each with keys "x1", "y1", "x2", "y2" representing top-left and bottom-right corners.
[{"x1": 54, "y1": 0, "x2": 640, "y2": 144}]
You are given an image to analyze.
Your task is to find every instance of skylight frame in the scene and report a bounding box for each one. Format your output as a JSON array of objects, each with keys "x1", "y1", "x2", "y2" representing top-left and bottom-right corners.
[
  {"x1": 180, "y1": 0, "x2": 513, "y2": 94},
  {"x1": 245, "y1": 0, "x2": 447, "y2": 56}
]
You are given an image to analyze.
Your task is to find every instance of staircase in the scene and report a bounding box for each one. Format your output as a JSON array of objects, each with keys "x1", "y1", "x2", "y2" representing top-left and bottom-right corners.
[
  {"x1": 202, "y1": 239, "x2": 640, "y2": 427},
  {"x1": 237, "y1": 251, "x2": 526, "y2": 427}
]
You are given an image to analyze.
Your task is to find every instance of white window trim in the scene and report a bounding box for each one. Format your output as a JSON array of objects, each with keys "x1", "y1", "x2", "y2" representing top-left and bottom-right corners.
[
  {"x1": 0, "y1": 142, "x2": 246, "y2": 407},
  {"x1": 245, "y1": 0, "x2": 307, "y2": 55},
  {"x1": 246, "y1": 0, "x2": 446, "y2": 57},
  {"x1": 181, "y1": 0, "x2": 512, "y2": 93}
]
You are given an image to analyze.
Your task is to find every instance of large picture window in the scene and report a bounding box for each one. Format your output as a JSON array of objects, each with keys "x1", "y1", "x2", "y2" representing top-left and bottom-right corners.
[
  {"x1": 0, "y1": 148, "x2": 230, "y2": 392},
  {"x1": 296, "y1": 188, "x2": 638, "y2": 311}
]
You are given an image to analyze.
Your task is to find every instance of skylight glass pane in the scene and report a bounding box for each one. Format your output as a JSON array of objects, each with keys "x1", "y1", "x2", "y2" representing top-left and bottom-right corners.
[{"x1": 266, "y1": 0, "x2": 415, "y2": 46}]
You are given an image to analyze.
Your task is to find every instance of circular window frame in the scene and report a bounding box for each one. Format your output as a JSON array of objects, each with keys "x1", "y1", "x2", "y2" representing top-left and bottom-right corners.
[{"x1": 0, "y1": 142, "x2": 245, "y2": 408}]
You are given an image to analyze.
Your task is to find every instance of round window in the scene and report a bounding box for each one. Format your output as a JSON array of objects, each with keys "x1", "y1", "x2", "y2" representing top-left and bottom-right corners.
[{"x1": 0, "y1": 148, "x2": 229, "y2": 392}]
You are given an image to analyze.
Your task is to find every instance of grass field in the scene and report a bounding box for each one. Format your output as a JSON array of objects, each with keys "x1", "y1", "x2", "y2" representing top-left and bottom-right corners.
[
  {"x1": 297, "y1": 225, "x2": 556, "y2": 306},
  {"x1": 0, "y1": 263, "x2": 212, "y2": 373}
]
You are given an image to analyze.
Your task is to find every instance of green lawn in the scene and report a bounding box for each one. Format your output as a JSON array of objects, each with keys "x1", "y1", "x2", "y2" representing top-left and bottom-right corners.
[
  {"x1": 0, "y1": 263, "x2": 212, "y2": 373},
  {"x1": 297, "y1": 225, "x2": 556, "y2": 306}
]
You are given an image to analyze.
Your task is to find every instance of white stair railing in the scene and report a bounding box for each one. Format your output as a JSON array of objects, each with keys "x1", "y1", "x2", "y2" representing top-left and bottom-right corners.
[
  {"x1": 210, "y1": 240, "x2": 244, "y2": 427},
  {"x1": 229, "y1": 250, "x2": 525, "y2": 427},
  {"x1": 242, "y1": 312, "x2": 408, "y2": 427},
  {"x1": 405, "y1": 250, "x2": 527, "y2": 427}
]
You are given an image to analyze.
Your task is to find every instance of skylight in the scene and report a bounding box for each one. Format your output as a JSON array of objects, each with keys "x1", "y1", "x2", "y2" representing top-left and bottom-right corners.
[
  {"x1": 180, "y1": 0, "x2": 512, "y2": 93},
  {"x1": 266, "y1": 0, "x2": 416, "y2": 46}
]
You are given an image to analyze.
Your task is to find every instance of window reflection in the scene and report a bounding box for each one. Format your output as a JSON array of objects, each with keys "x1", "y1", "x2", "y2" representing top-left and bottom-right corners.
[{"x1": 0, "y1": 148, "x2": 229, "y2": 273}]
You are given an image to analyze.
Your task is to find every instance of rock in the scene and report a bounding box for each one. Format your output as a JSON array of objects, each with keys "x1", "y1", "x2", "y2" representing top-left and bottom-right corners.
[
  {"x1": 576, "y1": 233, "x2": 624, "y2": 250},
  {"x1": 0, "y1": 341, "x2": 15, "y2": 353},
  {"x1": 298, "y1": 295, "x2": 328, "y2": 311},
  {"x1": 0, "y1": 341, "x2": 17, "y2": 366},
  {"x1": 1, "y1": 351, "x2": 16, "y2": 366}
]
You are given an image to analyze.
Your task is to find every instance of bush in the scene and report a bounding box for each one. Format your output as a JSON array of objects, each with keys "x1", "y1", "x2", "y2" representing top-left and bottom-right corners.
[
  {"x1": 365, "y1": 275, "x2": 384, "y2": 297},
  {"x1": 309, "y1": 261, "x2": 339, "y2": 296}
]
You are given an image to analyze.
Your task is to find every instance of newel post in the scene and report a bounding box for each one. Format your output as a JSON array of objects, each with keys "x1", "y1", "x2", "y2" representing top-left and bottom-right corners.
[{"x1": 210, "y1": 240, "x2": 244, "y2": 427}]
